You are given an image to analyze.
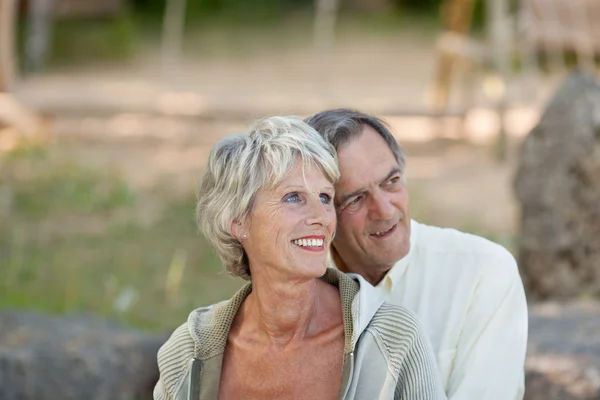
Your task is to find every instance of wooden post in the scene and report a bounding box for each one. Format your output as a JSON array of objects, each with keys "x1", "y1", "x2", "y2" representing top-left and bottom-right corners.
[
  {"x1": 517, "y1": 0, "x2": 540, "y2": 102},
  {"x1": 314, "y1": 0, "x2": 338, "y2": 54},
  {"x1": 0, "y1": 0, "x2": 18, "y2": 92},
  {"x1": 430, "y1": 0, "x2": 477, "y2": 112},
  {"x1": 161, "y1": 0, "x2": 188, "y2": 78},
  {"x1": 0, "y1": 0, "x2": 46, "y2": 144},
  {"x1": 487, "y1": 0, "x2": 511, "y2": 161},
  {"x1": 313, "y1": 0, "x2": 339, "y2": 99},
  {"x1": 25, "y1": 0, "x2": 55, "y2": 73}
]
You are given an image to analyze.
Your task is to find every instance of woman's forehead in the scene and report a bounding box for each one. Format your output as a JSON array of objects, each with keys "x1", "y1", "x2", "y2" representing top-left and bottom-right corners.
[{"x1": 260, "y1": 163, "x2": 332, "y2": 195}]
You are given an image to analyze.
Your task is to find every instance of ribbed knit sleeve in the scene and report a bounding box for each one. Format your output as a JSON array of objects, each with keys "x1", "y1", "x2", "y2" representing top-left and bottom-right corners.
[
  {"x1": 153, "y1": 323, "x2": 196, "y2": 400},
  {"x1": 369, "y1": 303, "x2": 446, "y2": 400},
  {"x1": 394, "y1": 324, "x2": 446, "y2": 399}
]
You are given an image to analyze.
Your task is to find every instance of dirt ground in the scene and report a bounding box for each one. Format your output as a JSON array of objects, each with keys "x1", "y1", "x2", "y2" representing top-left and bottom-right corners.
[{"x1": 50, "y1": 113, "x2": 524, "y2": 242}]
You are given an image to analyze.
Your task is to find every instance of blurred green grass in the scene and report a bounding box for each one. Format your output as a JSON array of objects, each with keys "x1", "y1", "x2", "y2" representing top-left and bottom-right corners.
[
  {"x1": 0, "y1": 144, "x2": 242, "y2": 331},
  {"x1": 0, "y1": 140, "x2": 516, "y2": 332}
]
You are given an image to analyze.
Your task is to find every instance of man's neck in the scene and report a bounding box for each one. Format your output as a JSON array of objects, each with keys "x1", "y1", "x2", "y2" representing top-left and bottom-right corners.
[
  {"x1": 360, "y1": 268, "x2": 391, "y2": 286},
  {"x1": 332, "y1": 249, "x2": 391, "y2": 286}
]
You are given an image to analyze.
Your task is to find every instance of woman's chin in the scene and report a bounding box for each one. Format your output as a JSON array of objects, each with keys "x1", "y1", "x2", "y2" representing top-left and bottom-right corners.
[{"x1": 298, "y1": 263, "x2": 329, "y2": 279}]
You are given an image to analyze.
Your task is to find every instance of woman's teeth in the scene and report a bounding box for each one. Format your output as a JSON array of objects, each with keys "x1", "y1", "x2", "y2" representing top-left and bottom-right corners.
[{"x1": 292, "y1": 238, "x2": 324, "y2": 247}]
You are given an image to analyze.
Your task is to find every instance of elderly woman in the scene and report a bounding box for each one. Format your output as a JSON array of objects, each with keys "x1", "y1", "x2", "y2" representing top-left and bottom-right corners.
[{"x1": 154, "y1": 116, "x2": 445, "y2": 400}]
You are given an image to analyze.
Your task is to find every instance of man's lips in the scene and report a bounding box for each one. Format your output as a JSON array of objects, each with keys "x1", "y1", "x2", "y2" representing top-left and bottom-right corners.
[{"x1": 369, "y1": 224, "x2": 397, "y2": 239}]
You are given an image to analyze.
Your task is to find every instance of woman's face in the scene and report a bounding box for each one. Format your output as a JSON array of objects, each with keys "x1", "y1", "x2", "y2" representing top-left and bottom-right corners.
[{"x1": 242, "y1": 158, "x2": 336, "y2": 281}]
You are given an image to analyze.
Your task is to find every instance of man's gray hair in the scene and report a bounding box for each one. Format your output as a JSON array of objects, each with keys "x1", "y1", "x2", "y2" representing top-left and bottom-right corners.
[
  {"x1": 196, "y1": 116, "x2": 339, "y2": 280},
  {"x1": 305, "y1": 108, "x2": 405, "y2": 174}
]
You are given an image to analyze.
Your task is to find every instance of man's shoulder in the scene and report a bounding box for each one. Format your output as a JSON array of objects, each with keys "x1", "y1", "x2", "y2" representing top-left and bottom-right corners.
[
  {"x1": 412, "y1": 220, "x2": 518, "y2": 276},
  {"x1": 415, "y1": 221, "x2": 512, "y2": 257}
]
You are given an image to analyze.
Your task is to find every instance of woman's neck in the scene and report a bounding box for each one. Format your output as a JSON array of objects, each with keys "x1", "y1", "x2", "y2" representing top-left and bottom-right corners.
[{"x1": 241, "y1": 272, "x2": 331, "y2": 346}]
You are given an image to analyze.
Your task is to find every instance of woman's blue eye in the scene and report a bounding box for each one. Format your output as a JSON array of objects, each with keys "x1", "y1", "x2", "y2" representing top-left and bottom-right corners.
[
  {"x1": 284, "y1": 193, "x2": 300, "y2": 203},
  {"x1": 320, "y1": 193, "x2": 332, "y2": 204}
]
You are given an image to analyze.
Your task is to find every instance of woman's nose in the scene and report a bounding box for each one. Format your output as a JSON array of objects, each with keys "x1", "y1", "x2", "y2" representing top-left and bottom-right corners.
[{"x1": 305, "y1": 197, "x2": 333, "y2": 226}]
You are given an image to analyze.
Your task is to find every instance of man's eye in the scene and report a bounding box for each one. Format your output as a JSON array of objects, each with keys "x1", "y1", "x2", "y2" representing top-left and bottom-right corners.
[
  {"x1": 388, "y1": 176, "x2": 401, "y2": 185},
  {"x1": 319, "y1": 193, "x2": 332, "y2": 204},
  {"x1": 284, "y1": 193, "x2": 300, "y2": 203},
  {"x1": 344, "y1": 196, "x2": 362, "y2": 210}
]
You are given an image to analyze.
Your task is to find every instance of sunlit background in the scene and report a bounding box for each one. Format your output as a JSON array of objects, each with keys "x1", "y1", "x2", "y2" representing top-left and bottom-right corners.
[{"x1": 1, "y1": 0, "x2": 600, "y2": 397}]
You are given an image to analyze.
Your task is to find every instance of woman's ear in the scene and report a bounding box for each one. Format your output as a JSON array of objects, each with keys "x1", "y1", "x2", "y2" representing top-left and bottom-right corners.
[{"x1": 231, "y1": 220, "x2": 247, "y2": 240}]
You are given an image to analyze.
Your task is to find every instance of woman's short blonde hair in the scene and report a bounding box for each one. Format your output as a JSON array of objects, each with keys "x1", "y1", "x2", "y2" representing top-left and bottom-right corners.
[{"x1": 196, "y1": 116, "x2": 339, "y2": 280}]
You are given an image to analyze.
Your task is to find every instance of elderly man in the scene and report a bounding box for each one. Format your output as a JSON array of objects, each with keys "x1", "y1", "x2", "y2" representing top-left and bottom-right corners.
[{"x1": 306, "y1": 109, "x2": 528, "y2": 400}]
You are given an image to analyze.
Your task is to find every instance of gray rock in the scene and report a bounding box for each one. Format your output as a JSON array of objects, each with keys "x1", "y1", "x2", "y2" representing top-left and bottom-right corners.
[
  {"x1": 514, "y1": 70, "x2": 600, "y2": 300},
  {"x1": 0, "y1": 311, "x2": 167, "y2": 400},
  {"x1": 526, "y1": 301, "x2": 600, "y2": 399}
]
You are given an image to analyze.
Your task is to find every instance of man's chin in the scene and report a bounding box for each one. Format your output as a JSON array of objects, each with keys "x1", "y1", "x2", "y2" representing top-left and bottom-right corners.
[
  {"x1": 371, "y1": 258, "x2": 400, "y2": 271},
  {"x1": 370, "y1": 243, "x2": 409, "y2": 264}
]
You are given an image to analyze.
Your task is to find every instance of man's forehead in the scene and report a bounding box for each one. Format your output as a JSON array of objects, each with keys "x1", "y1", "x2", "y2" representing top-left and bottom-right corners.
[
  {"x1": 335, "y1": 161, "x2": 399, "y2": 196},
  {"x1": 336, "y1": 128, "x2": 395, "y2": 163}
]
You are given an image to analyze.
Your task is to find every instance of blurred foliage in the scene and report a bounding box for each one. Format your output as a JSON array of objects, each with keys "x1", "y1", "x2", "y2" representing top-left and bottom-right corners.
[
  {"x1": 17, "y1": 9, "x2": 139, "y2": 68},
  {"x1": 49, "y1": 12, "x2": 138, "y2": 66},
  {"x1": 22, "y1": 0, "x2": 490, "y2": 67},
  {"x1": 398, "y1": 0, "x2": 486, "y2": 31},
  {"x1": 0, "y1": 144, "x2": 242, "y2": 331},
  {"x1": 133, "y1": 0, "x2": 314, "y2": 22}
]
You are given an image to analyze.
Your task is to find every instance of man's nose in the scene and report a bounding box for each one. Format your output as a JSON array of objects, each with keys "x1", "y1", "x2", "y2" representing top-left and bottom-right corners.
[{"x1": 369, "y1": 190, "x2": 394, "y2": 221}]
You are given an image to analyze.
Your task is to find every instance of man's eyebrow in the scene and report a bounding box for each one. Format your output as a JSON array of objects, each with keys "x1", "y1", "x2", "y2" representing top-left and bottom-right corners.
[
  {"x1": 381, "y1": 167, "x2": 402, "y2": 183},
  {"x1": 337, "y1": 187, "x2": 366, "y2": 207},
  {"x1": 337, "y1": 167, "x2": 402, "y2": 207}
]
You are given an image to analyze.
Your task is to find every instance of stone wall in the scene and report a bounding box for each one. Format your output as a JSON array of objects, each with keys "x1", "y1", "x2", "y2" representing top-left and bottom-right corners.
[
  {"x1": 514, "y1": 70, "x2": 600, "y2": 300},
  {"x1": 0, "y1": 312, "x2": 167, "y2": 400}
]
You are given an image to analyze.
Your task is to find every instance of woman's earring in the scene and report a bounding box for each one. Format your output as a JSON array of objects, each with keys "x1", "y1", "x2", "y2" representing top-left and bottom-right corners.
[{"x1": 241, "y1": 233, "x2": 248, "y2": 239}]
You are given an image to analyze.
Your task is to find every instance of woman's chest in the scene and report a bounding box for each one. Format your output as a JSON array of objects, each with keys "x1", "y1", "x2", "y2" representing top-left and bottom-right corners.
[{"x1": 218, "y1": 341, "x2": 344, "y2": 400}]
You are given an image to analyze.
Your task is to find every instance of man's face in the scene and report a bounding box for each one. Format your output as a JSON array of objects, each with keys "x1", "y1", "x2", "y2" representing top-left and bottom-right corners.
[{"x1": 332, "y1": 125, "x2": 411, "y2": 285}]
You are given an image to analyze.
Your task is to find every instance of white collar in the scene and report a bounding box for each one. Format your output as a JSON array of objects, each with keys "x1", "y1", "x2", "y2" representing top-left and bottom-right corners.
[{"x1": 376, "y1": 219, "x2": 419, "y2": 294}]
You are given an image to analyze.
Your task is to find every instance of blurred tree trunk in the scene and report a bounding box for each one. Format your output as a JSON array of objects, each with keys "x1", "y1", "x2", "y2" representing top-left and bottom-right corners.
[
  {"x1": 314, "y1": 0, "x2": 338, "y2": 52},
  {"x1": 161, "y1": 0, "x2": 187, "y2": 77},
  {"x1": 0, "y1": 0, "x2": 17, "y2": 92},
  {"x1": 1, "y1": 0, "x2": 44, "y2": 143},
  {"x1": 25, "y1": 0, "x2": 54, "y2": 73},
  {"x1": 345, "y1": 0, "x2": 393, "y2": 12}
]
